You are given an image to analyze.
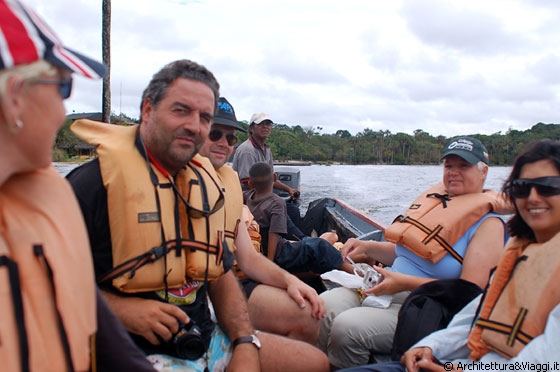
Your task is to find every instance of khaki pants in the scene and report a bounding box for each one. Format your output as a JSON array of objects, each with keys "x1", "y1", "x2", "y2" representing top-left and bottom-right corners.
[{"x1": 318, "y1": 287, "x2": 409, "y2": 369}]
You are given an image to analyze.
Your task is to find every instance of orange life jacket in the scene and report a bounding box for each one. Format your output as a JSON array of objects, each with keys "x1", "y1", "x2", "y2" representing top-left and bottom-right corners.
[
  {"x1": 0, "y1": 167, "x2": 96, "y2": 372},
  {"x1": 384, "y1": 182, "x2": 509, "y2": 263},
  {"x1": 215, "y1": 163, "x2": 244, "y2": 253},
  {"x1": 468, "y1": 234, "x2": 560, "y2": 359},
  {"x1": 242, "y1": 205, "x2": 262, "y2": 254},
  {"x1": 214, "y1": 165, "x2": 261, "y2": 278},
  {"x1": 71, "y1": 119, "x2": 227, "y2": 291}
]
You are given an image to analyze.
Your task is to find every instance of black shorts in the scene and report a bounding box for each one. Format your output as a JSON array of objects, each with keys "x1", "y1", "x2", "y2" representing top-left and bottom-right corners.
[{"x1": 240, "y1": 278, "x2": 261, "y2": 299}]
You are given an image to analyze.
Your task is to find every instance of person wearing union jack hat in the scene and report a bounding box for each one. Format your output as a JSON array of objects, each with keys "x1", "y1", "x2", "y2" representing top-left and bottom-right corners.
[{"x1": 0, "y1": 0, "x2": 156, "y2": 371}]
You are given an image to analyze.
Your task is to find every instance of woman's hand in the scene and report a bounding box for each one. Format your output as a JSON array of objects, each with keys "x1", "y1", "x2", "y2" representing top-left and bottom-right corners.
[
  {"x1": 403, "y1": 346, "x2": 461, "y2": 372},
  {"x1": 341, "y1": 238, "x2": 371, "y2": 260},
  {"x1": 364, "y1": 267, "x2": 408, "y2": 296}
]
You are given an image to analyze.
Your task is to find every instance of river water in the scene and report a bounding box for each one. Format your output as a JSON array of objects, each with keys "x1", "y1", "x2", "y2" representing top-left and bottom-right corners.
[
  {"x1": 295, "y1": 164, "x2": 512, "y2": 226},
  {"x1": 55, "y1": 162, "x2": 512, "y2": 227}
]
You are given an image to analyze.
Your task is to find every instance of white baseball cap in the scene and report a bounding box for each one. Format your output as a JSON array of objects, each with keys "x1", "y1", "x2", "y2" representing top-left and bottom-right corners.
[{"x1": 250, "y1": 113, "x2": 273, "y2": 125}]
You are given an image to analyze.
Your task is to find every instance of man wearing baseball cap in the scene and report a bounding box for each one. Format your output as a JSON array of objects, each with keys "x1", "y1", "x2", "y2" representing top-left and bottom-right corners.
[
  {"x1": 198, "y1": 98, "x2": 330, "y2": 370},
  {"x1": 232, "y1": 112, "x2": 298, "y2": 196},
  {"x1": 232, "y1": 111, "x2": 304, "y2": 240}
]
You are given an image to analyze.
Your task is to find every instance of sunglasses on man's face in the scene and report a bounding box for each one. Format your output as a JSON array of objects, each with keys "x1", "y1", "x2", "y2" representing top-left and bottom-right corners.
[
  {"x1": 509, "y1": 176, "x2": 560, "y2": 198},
  {"x1": 208, "y1": 129, "x2": 238, "y2": 146},
  {"x1": 31, "y1": 77, "x2": 73, "y2": 99}
]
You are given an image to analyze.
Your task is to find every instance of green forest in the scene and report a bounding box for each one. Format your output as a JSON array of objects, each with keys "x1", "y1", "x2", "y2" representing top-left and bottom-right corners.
[{"x1": 55, "y1": 116, "x2": 560, "y2": 166}]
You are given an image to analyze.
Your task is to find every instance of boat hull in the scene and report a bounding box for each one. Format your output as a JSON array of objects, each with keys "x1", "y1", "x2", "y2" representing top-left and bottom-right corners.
[{"x1": 301, "y1": 197, "x2": 386, "y2": 243}]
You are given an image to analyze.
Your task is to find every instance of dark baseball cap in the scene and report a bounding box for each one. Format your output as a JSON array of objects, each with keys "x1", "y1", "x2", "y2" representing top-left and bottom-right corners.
[
  {"x1": 213, "y1": 97, "x2": 247, "y2": 132},
  {"x1": 441, "y1": 136, "x2": 489, "y2": 165},
  {"x1": 0, "y1": 0, "x2": 107, "y2": 79}
]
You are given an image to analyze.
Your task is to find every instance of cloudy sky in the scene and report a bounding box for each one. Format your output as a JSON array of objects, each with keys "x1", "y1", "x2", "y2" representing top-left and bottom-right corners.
[{"x1": 25, "y1": 0, "x2": 560, "y2": 137}]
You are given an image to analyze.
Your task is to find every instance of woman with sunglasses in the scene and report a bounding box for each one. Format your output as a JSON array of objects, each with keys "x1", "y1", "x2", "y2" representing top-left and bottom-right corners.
[
  {"x1": 0, "y1": 0, "x2": 156, "y2": 371},
  {"x1": 340, "y1": 138, "x2": 560, "y2": 372}
]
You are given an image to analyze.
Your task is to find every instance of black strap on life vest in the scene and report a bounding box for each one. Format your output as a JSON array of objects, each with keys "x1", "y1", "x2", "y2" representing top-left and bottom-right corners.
[
  {"x1": 475, "y1": 308, "x2": 533, "y2": 346},
  {"x1": 33, "y1": 244, "x2": 75, "y2": 372},
  {"x1": 426, "y1": 192, "x2": 451, "y2": 208},
  {"x1": 97, "y1": 237, "x2": 227, "y2": 284},
  {"x1": 394, "y1": 215, "x2": 463, "y2": 264},
  {"x1": 0, "y1": 255, "x2": 30, "y2": 372},
  {"x1": 393, "y1": 192, "x2": 462, "y2": 263}
]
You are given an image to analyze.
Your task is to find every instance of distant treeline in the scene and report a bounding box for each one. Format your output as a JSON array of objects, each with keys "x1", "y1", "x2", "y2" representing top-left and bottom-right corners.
[
  {"x1": 244, "y1": 122, "x2": 560, "y2": 166},
  {"x1": 55, "y1": 115, "x2": 560, "y2": 166}
]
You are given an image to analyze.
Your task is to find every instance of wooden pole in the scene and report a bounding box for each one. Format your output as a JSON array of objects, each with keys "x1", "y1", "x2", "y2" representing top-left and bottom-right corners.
[{"x1": 102, "y1": 0, "x2": 111, "y2": 123}]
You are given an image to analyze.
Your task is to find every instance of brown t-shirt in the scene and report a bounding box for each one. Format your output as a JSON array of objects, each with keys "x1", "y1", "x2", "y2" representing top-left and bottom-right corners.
[{"x1": 243, "y1": 190, "x2": 288, "y2": 256}]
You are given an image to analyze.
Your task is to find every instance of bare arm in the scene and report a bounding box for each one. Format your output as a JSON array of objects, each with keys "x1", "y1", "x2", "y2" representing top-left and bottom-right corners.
[
  {"x1": 459, "y1": 217, "x2": 505, "y2": 289},
  {"x1": 342, "y1": 238, "x2": 398, "y2": 266},
  {"x1": 273, "y1": 179, "x2": 297, "y2": 198},
  {"x1": 367, "y1": 266, "x2": 435, "y2": 296},
  {"x1": 266, "y1": 230, "x2": 280, "y2": 261},
  {"x1": 101, "y1": 289, "x2": 188, "y2": 345},
  {"x1": 235, "y1": 224, "x2": 326, "y2": 318}
]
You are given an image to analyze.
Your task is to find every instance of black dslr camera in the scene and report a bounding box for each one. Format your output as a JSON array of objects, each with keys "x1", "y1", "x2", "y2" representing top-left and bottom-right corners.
[{"x1": 169, "y1": 320, "x2": 205, "y2": 360}]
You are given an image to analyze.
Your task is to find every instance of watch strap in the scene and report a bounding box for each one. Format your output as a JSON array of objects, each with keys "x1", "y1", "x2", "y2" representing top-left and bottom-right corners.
[{"x1": 232, "y1": 334, "x2": 260, "y2": 349}]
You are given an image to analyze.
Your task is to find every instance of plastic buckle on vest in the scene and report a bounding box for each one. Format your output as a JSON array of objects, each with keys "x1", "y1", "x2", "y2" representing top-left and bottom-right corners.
[
  {"x1": 427, "y1": 193, "x2": 451, "y2": 208},
  {"x1": 397, "y1": 215, "x2": 407, "y2": 223},
  {"x1": 148, "y1": 245, "x2": 168, "y2": 262}
]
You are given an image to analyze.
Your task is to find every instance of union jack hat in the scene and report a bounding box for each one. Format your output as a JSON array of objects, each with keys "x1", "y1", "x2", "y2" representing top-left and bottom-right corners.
[{"x1": 0, "y1": 0, "x2": 107, "y2": 79}]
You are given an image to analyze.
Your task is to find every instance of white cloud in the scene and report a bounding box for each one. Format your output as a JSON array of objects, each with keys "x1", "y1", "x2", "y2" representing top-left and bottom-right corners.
[{"x1": 24, "y1": 0, "x2": 560, "y2": 137}]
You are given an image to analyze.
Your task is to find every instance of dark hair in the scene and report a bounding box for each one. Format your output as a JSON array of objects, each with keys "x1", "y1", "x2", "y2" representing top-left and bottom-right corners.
[
  {"x1": 140, "y1": 59, "x2": 220, "y2": 121},
  {"x1": 502, "y1": 139, "x2": 560, "y2": 240},
  {"x1": 249, "y1": 162, "x2": 274, "y2": 191}
]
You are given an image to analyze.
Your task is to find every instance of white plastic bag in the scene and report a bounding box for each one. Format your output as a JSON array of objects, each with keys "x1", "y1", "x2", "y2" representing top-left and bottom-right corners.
[
  {"x1": 361, "y1": 293, "x2": 392, "y2": 309},
  {"x1": 321, "y1": 269, "x2": 363, "y2": 288},
  {"x1": 321, "y1": 268, "x2": 393, "y2": 309}
]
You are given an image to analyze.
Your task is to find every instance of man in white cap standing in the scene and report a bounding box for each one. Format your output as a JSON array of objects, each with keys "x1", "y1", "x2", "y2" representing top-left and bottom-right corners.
[
  {"x1": 233, "y1": 113, "x2": 298, "y2": 197},
  {"x1": 233, "y1": 113, "x2": 304, "y2": 240}
]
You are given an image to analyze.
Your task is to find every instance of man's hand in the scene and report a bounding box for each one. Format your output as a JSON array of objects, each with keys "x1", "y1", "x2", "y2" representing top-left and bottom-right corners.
[
  {"x1": 102, "y1": 291, "x2": 188, "y2": 345},
  {"x1": 285, "y1": 275, "x2": 326, "y2": 319},
  {"x1": 288, "y1": 188, "x2": 300, "y2": 200}
]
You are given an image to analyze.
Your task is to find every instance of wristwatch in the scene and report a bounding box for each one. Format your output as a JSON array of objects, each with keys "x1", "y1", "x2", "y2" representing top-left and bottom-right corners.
[{"x1": 232, "y1": 334, "x2": 261, "y2": 350}]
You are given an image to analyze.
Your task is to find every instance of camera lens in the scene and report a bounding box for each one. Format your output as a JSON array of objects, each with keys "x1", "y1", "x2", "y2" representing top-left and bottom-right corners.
[{"x1": 172, "y1": 321, "x2": 205, "y2": 360}]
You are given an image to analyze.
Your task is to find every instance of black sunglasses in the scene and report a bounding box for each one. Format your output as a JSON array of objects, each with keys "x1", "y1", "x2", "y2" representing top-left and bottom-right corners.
[
  {"x1": 31, "y1": 77, "x2": 73, "y2": 99},
  {"x1": 208, "y1": 129, "x2": 238, "y2": 146},
  {"x1": 509, "y1": 176, "x2": 560, "y2": 198}
]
